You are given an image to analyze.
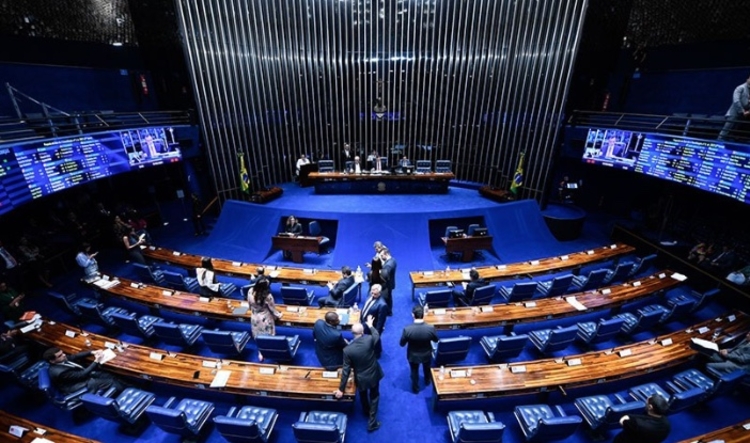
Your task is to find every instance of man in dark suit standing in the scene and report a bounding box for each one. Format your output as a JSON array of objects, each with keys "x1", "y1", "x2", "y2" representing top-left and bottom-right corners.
[
  {"x1": 334, "y1": 315, "x2": 383, "y2": 432},
  {"x1": 361, "y1": 284, "x2": 388, "y2": 358},
  {"x1": 379, "y1": 247, "x2": 397, "y2": 316},
  {"x1": 400, "y1": 305, "x2": 439, "y2": 393},
  {"x1": 313, "y1": 312, "x2": 348, "y2": 370},
  {"x1": 318, "y1": 266, "x2": 355, "y2": 307},
  {"x1": 452, "y1": 269, "x2": 486, "y2": 306},
  {"x1": 43, "y1": 347, "x2": 126, "y2": 395}
]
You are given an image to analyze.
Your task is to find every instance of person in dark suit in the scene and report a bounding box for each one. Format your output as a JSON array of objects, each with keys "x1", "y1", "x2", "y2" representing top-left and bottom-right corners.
[
  {"x1": 334, "y1": 315, "x2": 383, "y2": 432},
  {"x1": 361, "y1": 284, "x2": 388, "y2": 358},
  {"x1": 43, "y1": 347, "x2": 126, "y2": 395},
  {"x1": 379, "y1": 247, "x2": 397, "y2": 316},
  {"x1": 318, "y1": 266, "x2": 355, "y2": 307},
  {"x1": 613, "y1": 394, "x2": 670, "y2": 443},
  {"x1": 341, "y1": 143, "x2": 353, "y2": 170},
  {"x1": 284, "y1": 215, "x2": 303, "y2": 236},
  {"x1": 313, "y1": 312, "x2": 348, "y2": 370},
  {"x1": 707, "y1": 331, "x2": 750, "y2": 373},
  {"x1": 399, "y1": 305, "x2": 439, "y2": 393},
  {"x1": 452, "y1": 269, "x2": 486, "y2": 306},
  {"x1": 365, "y1": 241, "x2": 385, "y2": 289}
]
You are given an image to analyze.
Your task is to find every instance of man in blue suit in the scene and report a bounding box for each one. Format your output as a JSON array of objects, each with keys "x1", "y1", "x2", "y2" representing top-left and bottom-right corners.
[
  {"x1": 313, "y1": 312, "x2": 348, "y2": 370},
  {"x1": 379, "y1": 247, "x2": 397, "y2": 316},
  {"x1": 452, "y1": 269, "x2": 486, "y2": 306},
  {"x1": 318, "y1": 266, "x2": 355, "y2": 307},
  {"x1": 361, "y1": 284, "x2": 387, "y2": 358}
]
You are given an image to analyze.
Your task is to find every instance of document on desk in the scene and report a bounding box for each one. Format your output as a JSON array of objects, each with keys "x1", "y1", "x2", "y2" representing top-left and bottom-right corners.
[
  {"x1": 94, "y1": 279, "x2": 120, "y2": 289},
  {"x1": 269, "y1": 270, "x2": 280, "y2": 278},
  {"x1": 210, "y1": 370, "x2": 231, "y2": 388},
  {"x1": 690, "y1": 337, "x2": 719, "y2": 355},
  {"x1": 99, "y1": 348, "x2": 117, "y2": 364},
  {"x1": 671, "y1": 272, "x2": 687, "y2": 281},
  {"x1": 565, "y1": 296, "x2": 587, "y2": 311}
]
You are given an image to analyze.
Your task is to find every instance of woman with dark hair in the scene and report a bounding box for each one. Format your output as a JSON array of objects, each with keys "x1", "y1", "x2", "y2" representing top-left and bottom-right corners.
[
  {"x1": 247, "y1": 278, "x2": 282, "y2": 362},
  {"x1": 122, "y1": 227, "x2": 146, "y2": 264},
  {"x1": 285, "y1": 215, "x2": 303, "y2": 236},
  {"x1": 196, "y1": 257, "x2": 221, "y2": 297}
]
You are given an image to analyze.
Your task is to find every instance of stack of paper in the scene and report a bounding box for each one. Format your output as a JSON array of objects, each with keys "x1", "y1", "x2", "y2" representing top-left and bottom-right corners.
[
  {"x1": 210, "y1": 370, "x2": 231, "y2": 388},
  {"x1": 565, "y1": 296, "x2": 587, "y2": 311}
]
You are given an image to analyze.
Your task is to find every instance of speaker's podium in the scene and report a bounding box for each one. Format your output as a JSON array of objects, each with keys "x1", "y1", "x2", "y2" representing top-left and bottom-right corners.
[
  {"x1": 272, "y1": 234, "x2": 324, "y2": 263},
  {"x1": 299, "y1": 163, "x2": 318, "y2": 187}
]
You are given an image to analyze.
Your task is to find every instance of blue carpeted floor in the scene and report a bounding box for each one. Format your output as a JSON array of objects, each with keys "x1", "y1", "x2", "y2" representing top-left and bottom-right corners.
[{"x1": 4, "y1": 183, "x2": 750, "y2": 443}]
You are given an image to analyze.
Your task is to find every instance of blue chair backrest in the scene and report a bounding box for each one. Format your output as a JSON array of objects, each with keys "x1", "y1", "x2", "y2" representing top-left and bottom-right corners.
[
  {"x1": 309, "y1": 221, "x2": 322, "y2": 236},
  {"x1": 633, "y1": 309, "x2": 663, "y2": 331},
  {"x1": 153, "y1": 322, "x2": 195, "y2": 346},
  {"x1": 109, "y1": 312, "x2": 144, "y2": 337},
  {"x1": 48, "y1": 291, "x2": 82, "y2": 316},
  {"x1": 606, "y1": 262, "x2": 635, "y2": 283},
  {"x1": 505, "y1": 281, "x2": 538, "y2": 302},
  {"x1": 281, "y1": 287, "x2": 310, "y2": 305},
  {"x1": 292, "y1": 423, "x2": 341, "y2": 443},
  {"x1": 76, "y1": 300, "x2": 109, "y2": 324},
  {"x1": 467, "y1": 224, "x2": 480, "y2": 237},
  {"x1": 215, "y1": 416, "x2": 262, "y2": 443},
  {"x1": 456, "y1": 422, "x2": 505, "y2": 443},
  {"x1": 435, "y1": 336, "x2": 472, "y2": 364},
  {"x1": 342, "y1": 282, "x2": 360, "y2": 308},
  {"x1": 82, "y1": 393, "x2": 122, "y2": 421},
  {"x1": 436, "y1": 159, "x2": 452, "y2": 173},
  {"x1": 202, "y1": 330, "x2": 242, "y2": 354},
  {"x1": 318, "y1": 160, "x2": 334, "y2": 172},
  {"x1": 662, "y1": 298, "x2": 695, "y2": 322},
  {"x1": 633, "y1": 254, "x2": 657, "y2": 275},
  {"x1": 423, "y1": 289, "x2": 452, "y2": 308},
  {"x1": 544, "y1": 274, "x2": 574, "y2": 296},
  {"x1": 591, "y1": 318, "x2": 625, "y2": 341},
  {"x1": 541, "y1": 326, "x2": 578, "y2": 353},
  {"x1": 416, "y1": 160, "x2": 431, "y2": 172},
  {"x1": 445, "y1": 226, "x2": 459, "y2": 237},
  {"x1": 471, "y1": 284, "x2": 496, "y2": 305},
  {"x1": 531, "y1": 416, "x2": 582, "y2": 441},
  {"x1": 19, "y1": 361, "x2": 48, "y2": 389},
  {"x1": 256, "y1": 335, "x2": 293, "y2": 361},
  {"x1": 668, "y1": 386, "x2": 706, "y2": 412},
  {"x1": 579, "y1": 269, "x2": 609, "y2": 290},
  {"x1": 147, "y1": 406, "x2": 191, "y2": 435},
  {"x1": 491, "y1": 334, "x2": 529, "y2": 360}
]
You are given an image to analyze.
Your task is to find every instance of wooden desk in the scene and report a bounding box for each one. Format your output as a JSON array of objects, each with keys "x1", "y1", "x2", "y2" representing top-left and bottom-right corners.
[
  {"x1": 0, "y1": 410, "x2": 101, "y2": 443},
  {"x1": 27, "y1": 320, "x2": 357, "y2": 402},
  {"x1": 91, "y1": 275, "x2": 359, "y2": 330},
  {"x1": 271, "y1": 235, "x2": 324, "y2": 263},
  {"x1": 430, "y1": 311, "x2": 750, "y2": 403},
  {"x1": 424, "y1": 270, "x2": 682, "y2": 331},
  {"x1": 409, "y1": 243, "x2": 636, "y2": 298},
  {"x1": 676, "y1": 420, "x2": 750, "y2": 443},
  {"x1": 307, "y1": 171, "x2": 455, "y2": 194},
  {"x1": 442, "y1": 235, "x2": 494, "y2": 262},
  {"x1": 143, "y1": 246, "x2": 342, "y2": 286}
]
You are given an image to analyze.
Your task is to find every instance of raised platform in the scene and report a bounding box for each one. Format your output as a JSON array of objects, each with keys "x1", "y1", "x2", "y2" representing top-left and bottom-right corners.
[{"x1": 307, "y1": 171, "x2": 454, "y2": 194}]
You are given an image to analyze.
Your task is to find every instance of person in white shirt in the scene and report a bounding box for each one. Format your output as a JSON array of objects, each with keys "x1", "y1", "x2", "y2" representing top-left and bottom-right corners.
[
  {"x1": 75, "y1": 243, "x2": 100, "y2": 281},
  {"x1": 295, "y1": 153, "x2": 311, "y2": 176},
  {"x1": 196, "y1": 257, "x2": 222, "y2": 297}
]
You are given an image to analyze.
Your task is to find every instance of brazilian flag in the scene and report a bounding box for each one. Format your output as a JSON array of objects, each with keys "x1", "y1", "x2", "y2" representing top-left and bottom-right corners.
[
  {"x1": 510, "y1": 151, "x2": 525, "y2": 195},
  {"x1": 239, "y1": 155, "x2": 250, "y2": 195}
]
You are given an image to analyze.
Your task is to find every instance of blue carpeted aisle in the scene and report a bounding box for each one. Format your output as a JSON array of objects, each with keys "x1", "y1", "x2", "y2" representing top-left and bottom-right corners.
[{"x1": 4, "y1": 184, "x2": 749, "y2": 443}]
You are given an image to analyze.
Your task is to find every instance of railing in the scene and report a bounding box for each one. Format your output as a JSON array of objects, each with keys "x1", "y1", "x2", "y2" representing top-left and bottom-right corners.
[
  {"x1": 0, "y1": 109, "x2": 194, "y2": 143},
  {"x1": 568, "y1": 110, "x2": 750, "y2": 144}
]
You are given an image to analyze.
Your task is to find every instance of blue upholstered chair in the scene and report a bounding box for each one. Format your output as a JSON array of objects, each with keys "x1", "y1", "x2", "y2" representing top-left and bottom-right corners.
[
  {"x1": 612, "y1": 309, "x2": 663, "y2": 335},
  {"x1": 17, "y1": 360, "x2": 48, "y2": 390},
  {"x1": 576, "y1": 317, "x2": 626, "y2": 346},
  {"x1": 416, "y1": 159, "x2": 432, "y2": 173},
  {"x1": 131, "y1": 262, "x2": 165, "y2": 286},
  {"x1": 629, "y1": 254, "x2": 657, "y2": 276},
  {"x1": 201, "y1": 329, "x2": 251, "y2": 356},
  {"x1": 537, "y1": 274, "x2": 575, "y2": 298},
  {"x1": 667, "y1": 288, "x2": 718, "y2": 313},
  {"x1": 571, "y1": 269, "x2": 609, "y2": 291},
  {"x1": 214, "y1": 405, "x2": 279, "y2": 443},
  {"x1": 603, "y1": 262, "x2": 635, "y2": 285},
  {"x1": 436, "y1": 159, "x2": 452, "y2": 173},
  {"x1": 292, "y1": 410, "x2": 347, "y2": 443},
  {"x1": 47, "y1": 291, "x2": 98, "y2": 317},
  {"x1": 38, "y1": 365, "x2": 98, "y2": 411},
  {"x1": 467, "y1": 223, "x2": 480, "y2": 237},
  {"x1": 480, "y1": 333, "x2": 529, "y2": 362},
  {"x1": 82, "y1": 387, "x2": 156, "y2": 432},
  {"x1": 281, "y1": 286, "x2": 315, "y2": 306},
  {"x1": 341, "y1": 281, "x2": 361, "y2": 308},
  {"x1": 146, "y1": 396, "x2": 215, "y2": 439},
  {"x1": 447, "y1": 410, "x2": 505, "y2": 443},
  {"x1": 628, "y1": 382, "x2": 705, "y2": 413},
  {"x1": 471, "y1": 284, "x2": 496, "y2": 306},
  {"x1": 637, "y1": 297, "x2": 696, "y2": 324},
  {"x1": 498, "y1": 281, "x2": 539, "y2": 303},
  {"x1": 431, "y1": 336, "x2": 472, "y2": 365},
  {"x1": 76, "y1": 300, "x2": 129, "y2": 328},
  {"x1": 574, "y1": 393, "x2": 644, "y2": 431},
  {"x1": 529, "y1": 325, "x2": 579, "y2": 354},
  {"x1": 514, "y1": 404, "x2": 582, "y2": 442},
  {"x1": 673, "y1": 367, "x2": 746, "y2": 399},
  {"x1": 445, "y1": 226, "x2": 460, "y2": 238},
  {"x1": 308, "y1": 221, "x2": 330, "y2": 252},
  {"x1": 255, "y1": 335, "x2": 301, "y2": 362},
  {"x1": 418, "y1": 289, "x2": 453, "y2": 308},
  {"x1": 109, "y1": 311, "x2": 162, "y2": 339},
  {"x1": 152, "y1": 321, "x2": 204, "y2": 348},
  {"x1": 162, "y1": 269, "x2": 200, "y2": 293},
  {"x1": 317, "y1": 160, "x2": 334, "y2": 172}
]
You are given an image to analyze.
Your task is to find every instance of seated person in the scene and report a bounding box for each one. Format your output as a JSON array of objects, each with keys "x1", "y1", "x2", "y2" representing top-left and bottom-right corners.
[
  {"x1": 196, "y1": 257, "x2": 225, "y2": 297},
  {"x1": 313, "y1": 312, "x2": 348, "y2": 370},
  {"x1": 0, "y1": 280, "x2": 25, "y2": 323},
  {"x1": 687, "y1": 241, "x2": 713, "y2": 264},
  {"x1": 284, "y1": 215, "x2": 303, "y2": 236},
  {"x1": 707, "y1": 331, "x2": 750, "y2": 374},
  {"x1": 367, "y1": 150, "x2": 384, "y2": 172},
  {"x1": 0, "y1": 327, "x2": 31, "y2": 362},
  {"x1": 319, "y1": 266, "x2": 355, "y2": 307},
  {"x1": 350, "y1": 156, "x2": 364, "y2": 174},
  {"x1": 295, "y1": 153, "x2": 311, "y2": 176},
  {"x1": 398, "y1": 155, "x2": 412, "y2": 172},
  {"x1": 727, "y1": 264, "x2": 750, "y2": 285},
  {"x1": 452, "y1": 269, "x2": 486, "y2": 306},
  {"x1": 43, "y1": 347, "x2": 127, "y2": 395},
  {"x1": 613, "y1": 394, "x2": 670, "y2": 443},
  {"x1": 702, "y1": 245, "x2": 736, "y2": 272},
  {"x1": 76, "y1": 242, "x2": 100, "y2": 281}
]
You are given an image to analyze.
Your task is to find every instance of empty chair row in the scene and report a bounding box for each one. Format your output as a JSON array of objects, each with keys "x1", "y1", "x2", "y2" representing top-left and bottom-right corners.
[{"x1": 447, "y1": 405, "x2": 582, "y2": 443}]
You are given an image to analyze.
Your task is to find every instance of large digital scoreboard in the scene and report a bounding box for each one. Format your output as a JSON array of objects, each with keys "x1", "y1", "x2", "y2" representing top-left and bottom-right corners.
[
  {"x1": 0, "y1": 126, "x2": 183, "y2": 215},
  {"x1": 582, "y1": 128, "x2": 750, "y2": 204}
]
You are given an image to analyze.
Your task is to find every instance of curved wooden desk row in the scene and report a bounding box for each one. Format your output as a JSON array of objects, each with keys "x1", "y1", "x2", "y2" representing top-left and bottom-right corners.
[
  {"x1": 431, "y1": 310, "x2": 750, "y2": 402},
  {"x1": 424, "y1": 270, "x2": 683, "y2": 331},
  {"x1": 143, "y1": 246, "x2": 342, "y2": 286},
  {"x1": 0, "y1": 410, "x2": 100, "y2": 443},
  {"x1": 676, "y1": 419, "x2": 750, "y2": 443},
  {"x1": 90, "y1": 275, "x2": 360, "y2": 330},
  {"x1": 410, "y1": 242, "x2": 636, "y2": 297},
  {"x1": 26, "y1": 320, "x2": 357, "y2": 402}
]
